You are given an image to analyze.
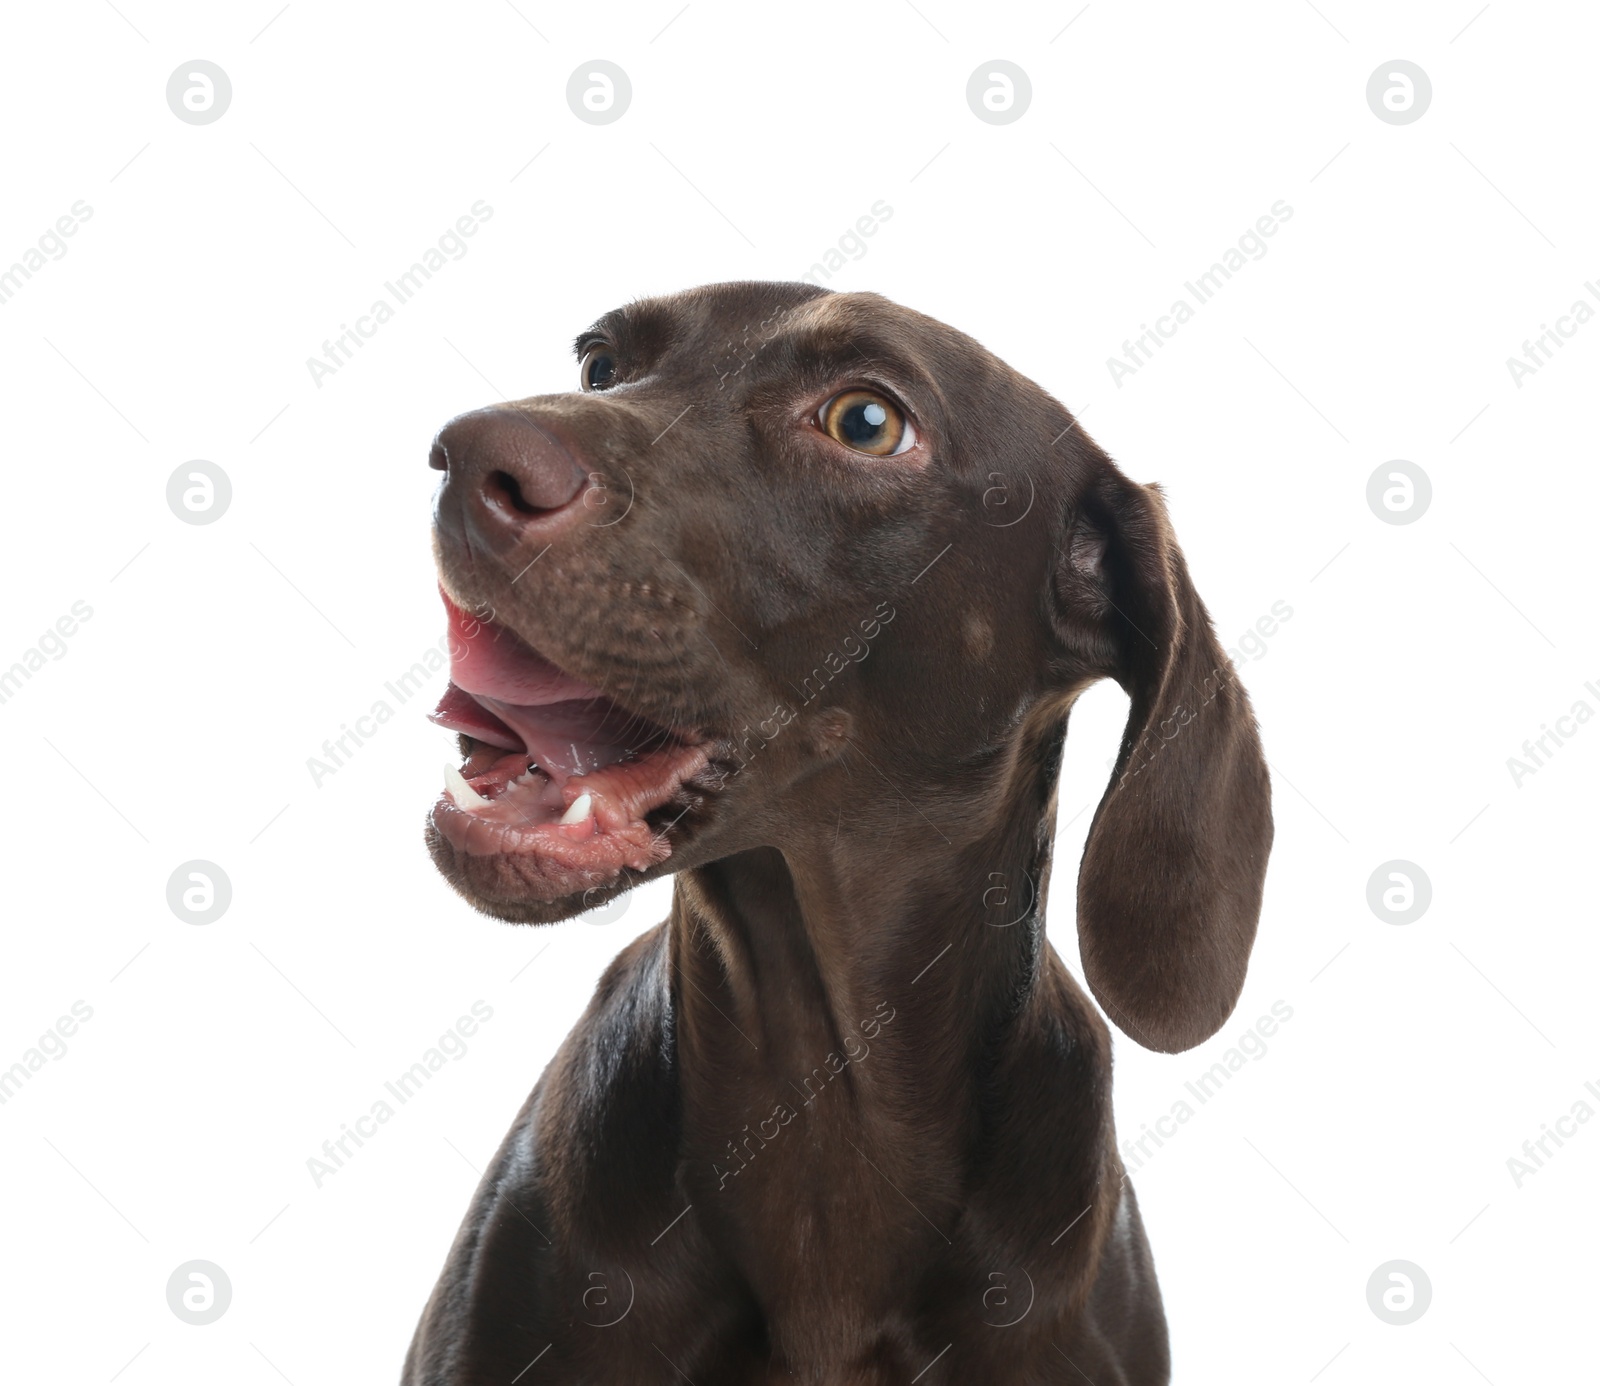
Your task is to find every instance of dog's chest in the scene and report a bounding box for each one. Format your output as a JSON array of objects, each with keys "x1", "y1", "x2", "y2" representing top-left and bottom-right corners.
[{"x1": 683, "y1": 1086, "x2": 970, "y2": 1360}]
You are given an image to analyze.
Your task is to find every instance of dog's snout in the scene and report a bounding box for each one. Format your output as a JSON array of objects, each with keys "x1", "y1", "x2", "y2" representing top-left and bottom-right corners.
[{"x1": 433, "y1": 407, "x2": 588, "y2": 550}]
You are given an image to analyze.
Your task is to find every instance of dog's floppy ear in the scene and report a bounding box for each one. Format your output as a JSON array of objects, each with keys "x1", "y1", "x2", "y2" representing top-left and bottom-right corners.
[{"x1": 1053, "y1": 470, "x2": 1272, "y2": 1053}]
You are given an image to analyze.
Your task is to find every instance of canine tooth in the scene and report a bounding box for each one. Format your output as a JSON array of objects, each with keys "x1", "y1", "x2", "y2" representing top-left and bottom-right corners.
[
  {"x1": 559, "y1": 792, "x2": 593, "y2": 826},
  {"x1": 444, "y1": 763, "x2": 490, "y2": 810}
]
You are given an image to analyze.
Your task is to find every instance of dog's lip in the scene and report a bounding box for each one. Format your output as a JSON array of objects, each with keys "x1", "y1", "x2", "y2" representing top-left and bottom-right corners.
[
  {"x1": 431, "y1": 589, "x2": 626, "y2": 777},
  {"x1": 426, "y1": 589, "x2": 712, "y2": 898},
  {"x1": 430, "y1": 739, "x2": 713, "y2": 893}
]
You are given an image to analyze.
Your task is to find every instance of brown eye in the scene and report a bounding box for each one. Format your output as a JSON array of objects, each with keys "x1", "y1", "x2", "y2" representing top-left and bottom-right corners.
[
  {"x1": 819, "y1": 389, "x2": 914, "y2": 456},
  {"x1": 580, "y1": 346, "x2": 618, "y2": 391}
]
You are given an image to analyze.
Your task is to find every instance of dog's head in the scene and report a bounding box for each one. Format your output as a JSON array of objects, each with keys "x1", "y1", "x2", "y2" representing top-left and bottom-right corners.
[{"x1": 425, "y1": 282, "x2": 1271, "y2": 1051}]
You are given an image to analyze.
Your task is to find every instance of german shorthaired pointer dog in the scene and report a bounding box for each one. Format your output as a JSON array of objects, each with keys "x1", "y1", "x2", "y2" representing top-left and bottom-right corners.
[{"x1": 404, "y1": 282, "x2": 1272, "y2": 1384}]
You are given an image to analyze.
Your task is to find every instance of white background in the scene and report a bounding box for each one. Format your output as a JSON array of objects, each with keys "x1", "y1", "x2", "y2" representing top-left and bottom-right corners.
[{"x1": 1, "y1": 1, "x2": 1595, "y2": 1381}]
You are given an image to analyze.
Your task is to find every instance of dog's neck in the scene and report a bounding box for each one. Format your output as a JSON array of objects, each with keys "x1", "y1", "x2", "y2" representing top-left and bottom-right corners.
[{"x1": 666, "y1": 728, "x2": 1066, "y2": 1159}]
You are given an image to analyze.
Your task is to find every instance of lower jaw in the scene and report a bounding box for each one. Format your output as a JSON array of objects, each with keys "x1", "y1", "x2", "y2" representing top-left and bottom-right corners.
[{"x1": 428, "y1": 739, "x2": 713, "y2": 906}]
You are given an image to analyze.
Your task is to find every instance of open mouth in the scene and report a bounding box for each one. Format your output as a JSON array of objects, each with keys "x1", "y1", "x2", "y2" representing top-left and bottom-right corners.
[{"x1": 427, "y1": 591, "x2": 710, "y2": 901}]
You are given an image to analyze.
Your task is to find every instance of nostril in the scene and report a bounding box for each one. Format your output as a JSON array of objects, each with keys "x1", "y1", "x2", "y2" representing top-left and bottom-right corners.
[
  {"x1": 436, "y1": 406, "x2": 588, "y2": 534},
  {"x1": 487, "y1": 469, "x2": 542, "y2": 516}
]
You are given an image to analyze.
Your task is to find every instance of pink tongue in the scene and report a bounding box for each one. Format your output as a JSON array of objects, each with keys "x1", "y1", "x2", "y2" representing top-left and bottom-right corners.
[
  {"x1": 436, "y1": 594, "x2": 632, "y2": 782},
  {"x1": 444, "y1": 593, "x2": 602, "y2": 707}
]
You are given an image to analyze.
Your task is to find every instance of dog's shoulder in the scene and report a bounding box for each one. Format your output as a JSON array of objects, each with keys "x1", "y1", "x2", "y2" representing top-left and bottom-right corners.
[
  {"x1": 403, "y1": 924, "x2": 694, "y2": 1382},
  {"x1": 549, "y1": 921, "x2": 679, "y2": 1133}
]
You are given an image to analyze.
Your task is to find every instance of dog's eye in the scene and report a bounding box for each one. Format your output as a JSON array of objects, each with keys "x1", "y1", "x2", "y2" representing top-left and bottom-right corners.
[
  {"x1": 580, "y1": 347, "x2": 618, "y2": 391},
  {"x1": 818, "y1": 390, "x2": 914, "y2": 456}
]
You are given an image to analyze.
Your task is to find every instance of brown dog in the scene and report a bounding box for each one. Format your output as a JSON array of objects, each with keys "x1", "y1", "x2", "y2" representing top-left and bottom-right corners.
[{"x1": 404, "y1": 282, "x2": 1272, "y2": 1384}]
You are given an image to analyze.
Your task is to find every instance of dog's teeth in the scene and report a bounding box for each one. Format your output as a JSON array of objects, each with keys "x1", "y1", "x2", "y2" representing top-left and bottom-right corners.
[
  {"x1": 444, "y1": 763, "x2": 490, "y2": 810},
  {"x1": 559, "y1": 792, "x2": 593, "y2": 826}
]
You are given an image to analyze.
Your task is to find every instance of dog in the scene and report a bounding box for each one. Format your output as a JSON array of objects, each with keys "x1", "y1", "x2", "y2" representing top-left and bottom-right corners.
[{"x1": 404, "y1": 282, "x2": 1272, "y2": 1384}]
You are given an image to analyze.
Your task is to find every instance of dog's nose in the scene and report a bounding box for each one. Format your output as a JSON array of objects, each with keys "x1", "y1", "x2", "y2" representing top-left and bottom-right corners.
[{"x1": 431, "y1": 407, "x2": 589, "y2": 550}]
